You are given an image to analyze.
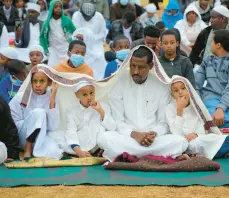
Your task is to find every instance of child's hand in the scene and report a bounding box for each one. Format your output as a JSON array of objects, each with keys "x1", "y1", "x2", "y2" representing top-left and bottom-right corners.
[
  {"x1": 51, "y1": 82, "x2": 59, "y2": 96},
  {"x1": 90, "y1": 101, "x2": 105, "y2": 119},
  {"x1": 213, "y1": 108, "x2": 225, "y2": 127},
  {"x1": 77, "y1": 150, "x2": 92, "y2": 158},
  {"x1": 177, "y1": 96, "x2": 189, "y2": 109},
  {"x1": 185, "y1": 133, "x2": 198, "y2": 142}
]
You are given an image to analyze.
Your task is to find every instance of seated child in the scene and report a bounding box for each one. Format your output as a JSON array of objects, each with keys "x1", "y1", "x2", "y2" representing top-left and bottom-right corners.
[
  {"x1": 162, "y1": 0, "x2": 183, "y2": 29},
  {"x1": 195, "y1": 30, "x2": 229, "y2": 128},
  {"x1": 65, "y1": 81, "x2": 116, "y2": 158},
  {"x1": 0, "y1": 47, "x2": 18, "y2": 80},
  {"x1": 40, "y1": 0, "x2": 76, "y2": 67},
  {"x1": 54, "y1": 40, "x2": 93, "y2": 77},
  {"x1": 27, "y1": 45, "x2": 44, "y2": 71},
  {"x1": 159, "y1": 29, "x2": 196, "y2": 88},
  {"x1": 104, "y1": 35, "x2": 130, "y2": 78},
  {"x1": 0, "y1": 60, "x2": 28, "y2": 103},
  {"x1": 165, "y1": 78, "x2": 229, "y2": 160},
  {"x1": 9, "y1": 66, "x2": 63, "y2": 159},
  {"x1": 0, "y1": 96, "x2": 20, "y2": 163}
]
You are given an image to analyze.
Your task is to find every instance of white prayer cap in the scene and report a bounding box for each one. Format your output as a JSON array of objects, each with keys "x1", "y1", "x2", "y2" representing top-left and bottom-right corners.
[
  {"x1": 26, "y1": 3, "x2": 41, "y2": 13},
  {"x1": 29, "y1": 45, "x2": 44, "y2": 56},
  {"x1": 74, "y1": 81, "x2": 94, "y2": 93},
  {"x1": 213, "y1": 5, "x2": 229, "y2": 18},
  {"x1": 0, "y1": 47, "x2": 18, "y2": 60},
  {"x1": 145, "y1": 4, "x2": 157, "y2": 14}
]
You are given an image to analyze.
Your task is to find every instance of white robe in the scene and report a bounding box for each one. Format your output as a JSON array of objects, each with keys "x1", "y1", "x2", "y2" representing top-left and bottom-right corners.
[
  {"x1": 9, "y1": 91, "x2": 63, "y2": 159},
  {"x1": 174, "y1": 5, "x2": 207, "y2": 56},
  {"x1": 97, "y1": 71, "x2": 188, "y2": 161},
  {"x1": 0, "y1": 25, "x2": 9, "y2": 50},
  {"x1": 72, "y1": 12, "x2": 107, "y2": 80},
  {"x1": 165, "y1": 101, "x2": 227, "y2": 160},
  {"x1": 0, "y1": 141, "x2": 7, "y2": 163},
  {"x1": 139, "y1": 12, "x2": 160, "y2": 28},
  {"x1": 65, "y1": 100, "x2": 116, "y2": 154},
  {"x1": 48, "y1": 18, "x2": 69, "y2": 68}
]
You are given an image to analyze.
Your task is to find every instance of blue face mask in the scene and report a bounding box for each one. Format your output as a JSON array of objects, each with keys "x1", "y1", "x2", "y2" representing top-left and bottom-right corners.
[
  {"x1": 120, "y1": 0, "x2": 128, "y2": 6},
  {"x1": 116, "y1": 49, "x2": 130, "y2": 61},
  {"x1": 10, "y1": 75, "x2": 23, "y2": 86},
  {"x1": 70, "y1": 54, "x2": 85, "y2": 68}
]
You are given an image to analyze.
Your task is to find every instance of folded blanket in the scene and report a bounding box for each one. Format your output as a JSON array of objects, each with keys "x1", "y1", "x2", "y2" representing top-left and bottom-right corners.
[
  {"x1": 4, "y1": 157, "x2": 108, "y2": 169},
  {"x1": 104, "y1": 152, "x2": 220, "y2": 172}
]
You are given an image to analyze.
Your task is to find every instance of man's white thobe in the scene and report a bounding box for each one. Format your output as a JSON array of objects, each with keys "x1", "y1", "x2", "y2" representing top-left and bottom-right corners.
[
  {"x1": 0, "y1": 25, "x2": 9, "y2": 49},
  {"x1": 9, "y1": 91, "x2": 63, "y2": 159},
  {"x1": 165, "y1": 101, "x2": 227, "y2": 160},
  {"x1": 97, "y1": 72, "x2": 188, "y2": 161},
  {"x1": 65, "y1": 100, "x2": 116, "y2": 154}
]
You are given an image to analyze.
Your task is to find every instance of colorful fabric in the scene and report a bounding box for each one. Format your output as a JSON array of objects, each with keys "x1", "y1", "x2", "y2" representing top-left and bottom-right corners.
[{"x1": 40, "y1": 0, "x2": 76, "y2": 53}]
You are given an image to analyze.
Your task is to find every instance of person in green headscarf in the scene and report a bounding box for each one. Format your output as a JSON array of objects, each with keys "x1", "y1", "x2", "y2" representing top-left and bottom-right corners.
[{"x1": 40, "y1": 0, "x2": 76, "y2": 67}]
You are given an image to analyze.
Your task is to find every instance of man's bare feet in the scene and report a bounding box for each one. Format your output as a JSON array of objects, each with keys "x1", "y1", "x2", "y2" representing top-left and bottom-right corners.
[{"x1": 176, "y1": 154, "x2": 190, "y2": 161}]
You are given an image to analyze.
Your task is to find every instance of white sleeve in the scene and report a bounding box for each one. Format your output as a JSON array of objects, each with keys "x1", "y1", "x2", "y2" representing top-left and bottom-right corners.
[
  {"x1": 108, "y1": 83, "x2": 133, "y2": 136},
  {"x1": 165, "y1": 103, "x2": 185, "y2": 136},
  {"x1": 65, "y1": 111, "x2": 80, "y2": 146},
  {"x1": 72, "y1": 12, "x2": 80, "y2": 28},
  {"x1": 100, "y1": 103, "x2": 116, "y2": 131},
  {"x1": 150, "y1": 89, "x2": 170, "y2": 136},
  {"x1": 174, "y1": 21, "x2": 191, "y2": 47},
  {"x1": 9, "y1": 96, "x2": 24, "y2": 130},
  {"x1": 47, "y1": 101, "x2": 60, "y2": 131},
  {"x1": 0, "y1": 26, "x2": 9, "y2": 48},
  {"x1": 93, "y1": 13, "x2": 106, "y2": 42}
]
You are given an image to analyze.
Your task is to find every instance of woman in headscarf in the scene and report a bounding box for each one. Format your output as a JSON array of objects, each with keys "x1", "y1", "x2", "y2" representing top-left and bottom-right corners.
[{"x1": 174, "y1": 5, "x2": 207, "y2": 56}]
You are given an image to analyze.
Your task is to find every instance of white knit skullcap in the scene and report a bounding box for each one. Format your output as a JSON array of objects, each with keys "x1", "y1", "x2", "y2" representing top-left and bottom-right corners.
[
  {"x1": 26, "y1": 3, "x2": 41, "y2": 13},
  {"x1": 81, "y1": 3, "x2": 96, "y2": 16},
  {"x1": 74, "y1": 81, "x2": 94, "y2": 93},
  {"x1": 0, "y1": 47, "x2": 18, "y2": 60},
  {"x1": 213, "y1": 5, "x2": 229, "y2": 18},
  {"x1": 29, "y1": 45, "x2": 44, "y2": 56},
  {"x1": 145, "y1": 4, "x2": 157, "y2": 14}
]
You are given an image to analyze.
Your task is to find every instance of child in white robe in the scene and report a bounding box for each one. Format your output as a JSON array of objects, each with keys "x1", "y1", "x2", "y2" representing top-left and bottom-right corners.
[
  {"x1": 65, "y1": 81, "x2": 116, "y2": 158},
  {"x1": 9, "y1": 67, "x2": 63, "y2": 159},
  {"x1": 165, "y1": 80, "x2": 229, "y2": 160}
]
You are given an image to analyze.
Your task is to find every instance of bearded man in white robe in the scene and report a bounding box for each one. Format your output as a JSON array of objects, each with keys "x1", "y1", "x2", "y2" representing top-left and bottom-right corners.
[{"x1": 98, "y1": 46, "x2": 188, "y2": 161}]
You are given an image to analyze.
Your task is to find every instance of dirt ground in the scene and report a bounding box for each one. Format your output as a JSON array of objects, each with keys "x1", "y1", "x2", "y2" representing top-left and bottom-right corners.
[{"x1": 0, "y1": 185, "x2": 229, "y2": 198}]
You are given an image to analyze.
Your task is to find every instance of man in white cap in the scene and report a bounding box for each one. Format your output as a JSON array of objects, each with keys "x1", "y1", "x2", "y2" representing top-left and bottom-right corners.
[
  {"x1": 190, "y1": 5, "x2": 229, "y2": 65},
  {"x1": 139, "y1": 4, "x2": 159, "y2": 28},
  {"x1": 15, "y1": 3, "x2": 43, "y2": 49},
  {"x1": 0, "y1": 47, "x2": 18, "y2": 80}
]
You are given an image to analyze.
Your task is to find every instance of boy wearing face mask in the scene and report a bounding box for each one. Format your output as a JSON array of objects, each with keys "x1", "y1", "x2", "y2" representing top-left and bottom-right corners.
[
  {"x1": 54, "y1": 40, "x2": 93, "y2": 77},
  {"x1": 104, "y1": 35, "x2": 130, "y2": 78},
  {"x1": 40, "y1": 0, "x2": 76, "y2": 67},
  {"x1": 0, "y1": 60, "x2": 28, "y2": 103}
]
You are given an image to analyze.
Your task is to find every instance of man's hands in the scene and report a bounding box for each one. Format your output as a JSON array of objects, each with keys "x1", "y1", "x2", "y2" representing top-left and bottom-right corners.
[
  {"x1": 131, "y1": 131, "x2": 157, "y2": 147},
  {"x1": 213, "y1": 108, "x2": 225, "y2": 127},
  {"x1": 74, "y1": 146, "x2": 92, "y2": 158},
  {"x1": 185, "y1": 133, "x2": 198, "y2": 142}
]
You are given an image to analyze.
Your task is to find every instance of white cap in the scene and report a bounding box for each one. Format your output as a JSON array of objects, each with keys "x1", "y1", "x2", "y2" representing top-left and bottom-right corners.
[
  {"x1": 74, "y1": 81, "x2": 94, "y2": 93},
  {"x1": 0, "y1": 47, "x2": 18, "y2": 60},
  {"x1": 26, "y1": 3, "x2": 41, "y2": 13},
  {"x1": 145, "y1": 4, "x2": 157, "y2": 14},
  {"x1": 29, "y1": 45, "x2": 44, "y2": 56},
  {"x1": 213, "y1": 5, "x2": 229, "y2": 18}
]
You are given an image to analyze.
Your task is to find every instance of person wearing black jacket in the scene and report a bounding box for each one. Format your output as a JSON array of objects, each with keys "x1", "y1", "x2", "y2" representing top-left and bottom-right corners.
[{"x1": 0, "y1": 96, "x2": 20, "y2": 161}]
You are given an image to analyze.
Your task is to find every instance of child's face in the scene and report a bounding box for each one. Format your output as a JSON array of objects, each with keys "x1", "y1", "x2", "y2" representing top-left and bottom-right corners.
[
  {"x1": 171, "y1": 81, "x2": 190, "y2": 103},
  {"x1": 186, "y1": 11, "x2": 197, "y2": 24},
  {"x1": 68, "y1": 44, "x2": 86, "y2": 57},
  {"x1": 3, "y1": 0, "x2": 12, "y2": 9},
  {"x1": 161, "y1": 35, "x2": 178, "y2": 57},
  {"x1": 53, "y1": 2, "x2": 62, "y2": 18},
  {"x1": 16, "y1": 0, "x2": 24, "y2": 8},
  {"x1": 37, "y1": 0, "x2": 45, "y2": 11},
  {"x1": 29, "y1": 51, "x2": 43, "y2": 66},
  {"x1": 147, "y1": 12, "x2": 154, "y2": 19},
  {"x1": 114, "y1": 39, "x2": 130, "y2": 51},
  {"x1": 0, "y1": 54, "x2": 9, "y2": 65},
  {"x1": 75, "y1": 85, "x2": 95, "y2": 108},
  {"x1": 32, "y1": 72, "x2": 50, "y2": 95}
]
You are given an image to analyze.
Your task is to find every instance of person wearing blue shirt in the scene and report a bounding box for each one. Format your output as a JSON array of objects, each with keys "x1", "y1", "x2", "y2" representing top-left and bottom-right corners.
[
  {"x1": 104, "y1": 35, "x2": 130, "y2": 78},
  {"x1": 0, "y1": 60, "x2": 27, "y2": 103}
]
